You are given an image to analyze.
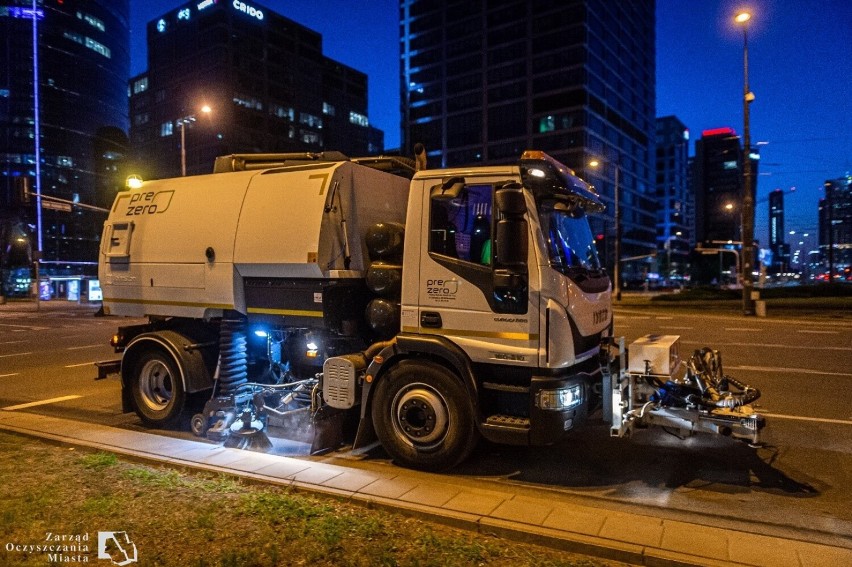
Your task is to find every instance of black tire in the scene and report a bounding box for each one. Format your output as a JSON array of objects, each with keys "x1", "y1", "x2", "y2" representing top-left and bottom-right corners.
[
  {"x1": 130, "y1": 349, "x2": 186, "y2": 428},
  {"x1": 371, "y1": 359, "x2": 478, "y2": 471}
]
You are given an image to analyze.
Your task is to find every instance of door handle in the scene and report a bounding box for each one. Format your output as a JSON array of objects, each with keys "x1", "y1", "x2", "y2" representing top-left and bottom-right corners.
[{"x1": 420, "y1": 311, "x2": 442, "y2": 328}]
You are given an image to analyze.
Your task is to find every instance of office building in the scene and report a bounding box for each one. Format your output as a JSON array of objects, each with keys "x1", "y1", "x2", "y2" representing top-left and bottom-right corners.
[
  {"x1": 399, "y1": 0, "x2": 658, "y2": 280},
  {"x1": 0, "y1": 1, "x2": 130, "y2": 295},
  {"x1": 819, "y1": 175, "x2": 851, "y2": 276},
  {"x1": 690, "y1": 127, "x2": 759, "y2": 284},
  {"x1": 692, "y1": 127, "x2": 759, "y2": 245},
  {"x1": 130, "y1": 0, "x2": 382, "y2": 180},
  {"x1": 654, "y1": 115, "x2": 690, "y2": 277},
  {"x1": 768, "y1": 189, "x2": 790, "y2": 273}
]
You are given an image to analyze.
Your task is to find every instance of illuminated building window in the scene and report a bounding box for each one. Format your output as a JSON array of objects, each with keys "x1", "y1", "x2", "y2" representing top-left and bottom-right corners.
[
  {"x1": 349, "y1": 111, "x2": 369, "y2": 127},
  {"x1": 301, "y1": 130, "x2": 321, "y2": 145},
  {"x1": 300, "y1": 112, "x2": 322, "y2": 128},
  {"x1": 322, "y1": 102, "x2": 335, "y2": 116},
  {"x1": 76, "y1": 12, "x2": 105, "y2": 32},
  {"x1": 269, "y1": 104, "x2": 293, "y2": 120},
  {"x1": 160, "y1": 122, "x2": 173, "y2": 137},
  {"x1": 62, "y1": 32, "x2": 111, "y2": 58},
  {"x1": 133, "y1": 77, "x2": 148, "y2": 94},
  {"x1": 85, "y1": 37, "x2": 111, "y2": 58},
  {"x1": 233, "y1": 95, "x2": 262, "y2": 110}
]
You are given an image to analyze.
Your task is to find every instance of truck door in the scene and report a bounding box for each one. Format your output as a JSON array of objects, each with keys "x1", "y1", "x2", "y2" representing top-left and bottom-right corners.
[{"x1": 408, "y1": 178, "x2": 539, "y2": 367}]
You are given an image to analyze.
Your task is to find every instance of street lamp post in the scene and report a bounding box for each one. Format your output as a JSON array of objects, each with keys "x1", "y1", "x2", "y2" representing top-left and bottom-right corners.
[
  {"x1": 590, "y1": 158, "x2": 622, "y2": 301},
  {"x1": 614, "y1": 163, "x2": 621, "y2": 301},
  {"x1": 179, "y1": 104, "x2": 212, "y2": 176},
  {"x1": 736, "y1": 10, "x2": 756, "y2": 315}
]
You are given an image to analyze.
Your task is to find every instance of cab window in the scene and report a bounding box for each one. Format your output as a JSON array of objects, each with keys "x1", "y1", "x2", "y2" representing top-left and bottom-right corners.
[{"x1": 429, "y1": 184, "x2": 493, "y2": 265}]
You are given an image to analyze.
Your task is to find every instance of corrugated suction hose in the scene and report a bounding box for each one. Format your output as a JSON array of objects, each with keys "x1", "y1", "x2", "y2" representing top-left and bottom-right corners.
[{"x1": 217, "y1": 317, "x2": 248, "y2": 395}]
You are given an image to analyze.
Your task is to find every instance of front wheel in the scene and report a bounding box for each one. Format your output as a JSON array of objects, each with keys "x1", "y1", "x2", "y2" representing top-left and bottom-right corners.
[
  {"x1": 371, "y1": 360, "x2": 478, "y2": 471},
  {"x1": 130, "y1": 349, "x2": 186, "y2": 428}
]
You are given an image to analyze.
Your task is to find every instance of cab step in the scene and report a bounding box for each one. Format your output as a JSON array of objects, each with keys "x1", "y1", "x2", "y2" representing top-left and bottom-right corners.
[{"x1": 480, "y1": 414, "x2": 530, "y2": 445}]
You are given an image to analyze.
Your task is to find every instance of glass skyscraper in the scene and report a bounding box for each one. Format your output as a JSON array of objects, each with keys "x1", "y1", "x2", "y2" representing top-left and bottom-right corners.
[
  {"x1": 400, "y1": 0, "x2": 657, "y2": 280},
  {"x1": 1, "y1": 1, "x2": 130, "y2": 295},
  {"x1": 819, "y1": 176, "x2": 851, "y2": 276},
  {"x1": 654, "y1": 116, "x2": 690, "y2": 277}
]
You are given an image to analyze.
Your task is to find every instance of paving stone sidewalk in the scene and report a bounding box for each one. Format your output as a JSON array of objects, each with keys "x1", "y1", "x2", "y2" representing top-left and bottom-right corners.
[{"x1": 0, "y1": 411, "x2": 849, "y2": 567}]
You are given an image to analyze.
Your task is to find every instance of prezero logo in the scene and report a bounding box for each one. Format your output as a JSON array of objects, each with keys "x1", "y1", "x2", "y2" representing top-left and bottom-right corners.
[
  {"x1": 97, "y1": 532, "x2": 137, "y2": 566},
  {"x1": 426, "y1": 278, "x2": 458, "y2": 296},
  {"x1": 113, "y1": 190, "x2": 174, "y2": 216}
]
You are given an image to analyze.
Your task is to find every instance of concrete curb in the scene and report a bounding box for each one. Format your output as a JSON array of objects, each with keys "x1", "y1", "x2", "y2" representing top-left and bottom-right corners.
[{"x1": 0, "y1": 411, "x2": 850, "y2": 567}]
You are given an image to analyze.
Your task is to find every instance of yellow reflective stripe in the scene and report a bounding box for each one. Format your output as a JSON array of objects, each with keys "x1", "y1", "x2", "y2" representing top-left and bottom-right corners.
[
  {"x1": 103, "y1": 297, "x2": 233, "y2": 310},
  {"x1": 403, "y1": 326, "x2": 538, "y2": 341},
  {"x1": 247, "y1": 307, "x2": 324, "y2": 318}
]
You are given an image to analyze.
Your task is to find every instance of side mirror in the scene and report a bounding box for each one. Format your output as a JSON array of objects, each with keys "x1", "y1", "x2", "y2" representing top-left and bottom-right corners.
[
  {"x1": 494, "y1": 185, "x2": 528, "y2": 270},
  {"x1": 492, "y1": 184, "x2": 528, "y2": 314}
]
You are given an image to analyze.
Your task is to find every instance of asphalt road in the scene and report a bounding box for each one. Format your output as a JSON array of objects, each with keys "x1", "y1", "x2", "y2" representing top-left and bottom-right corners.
[{"x1": 1, "y1": 301, "x2": 850, "y2": 546}]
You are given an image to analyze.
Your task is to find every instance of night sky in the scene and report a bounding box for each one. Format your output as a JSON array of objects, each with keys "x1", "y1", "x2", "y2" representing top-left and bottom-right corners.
[{"x1": 130, "y1": 0, "x2": 852, "y2": 247}]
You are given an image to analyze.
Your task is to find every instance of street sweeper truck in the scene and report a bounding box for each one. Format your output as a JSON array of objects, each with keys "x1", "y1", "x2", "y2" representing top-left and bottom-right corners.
[{"x1": 98, "y1": 150, "x2": 764, "y2": 470}]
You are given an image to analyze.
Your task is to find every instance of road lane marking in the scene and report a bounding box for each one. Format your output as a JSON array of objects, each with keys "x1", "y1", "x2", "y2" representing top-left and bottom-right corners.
[
  {"x1": 2, "y1": 395, "x2": 82, "y2": 411},
  {"x1": 680, "y1": 340, "x2": 852, "y2": 352},
  {"x1": 0, "y1": 323, "x2": 49, "y2": 331},
  {"x1": 728, "y1": 365, "x2": 852, "y2": 378},
  {"x1": 796, "y1": 330, "x2": 839, "y2": 335},
  {"x1": 0, "y1": 340, "x2": 27, "y2": 345},
  {"x1": 0, "y1": 352, "x2": 32, "y2": 358},
  {"x1": 761, "y1": 412, "x2": 852, "y2": 426},
  {"x1": 64, "y1": 362, "x2": 96, "y2": 368},
  {"x1": 660, "y1": 326, "x2": 693, "y2": 330},
  {"x1": 66, "y1": 344, "x2": 104, "y2": 350},
  {"x1": 724, "y1": 328, "x2": 761, "y2": 332},
  {"x1": 656, "y1": 317, "x2": 674, "y2": 320},
  {"x1": 0, "y1": 373, "x2": 20, "y2": 378}
]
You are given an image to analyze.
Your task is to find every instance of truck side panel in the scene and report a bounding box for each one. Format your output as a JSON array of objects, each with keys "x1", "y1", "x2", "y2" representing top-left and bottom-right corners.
[{"x1": 100, "y1": 171, "x2": 255, "y2": 318}]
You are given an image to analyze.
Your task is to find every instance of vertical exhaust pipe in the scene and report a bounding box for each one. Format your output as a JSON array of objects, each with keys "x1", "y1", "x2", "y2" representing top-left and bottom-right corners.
[{"x1": 414, "y1": 143, "x2": 427, "y2": 171}]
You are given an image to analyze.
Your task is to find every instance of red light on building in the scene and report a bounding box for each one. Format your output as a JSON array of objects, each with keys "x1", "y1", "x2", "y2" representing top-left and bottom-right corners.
[{"x1": 701, "y1": 127, "x2": 737, "y2": 137}]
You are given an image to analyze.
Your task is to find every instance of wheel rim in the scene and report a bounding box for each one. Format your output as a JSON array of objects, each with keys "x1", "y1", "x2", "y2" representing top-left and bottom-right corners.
[
  {"x1": 138, "y1": 358, "x2": 174, "y2": 411},
  {"x1": 390, "y1": 382, "x2": 449, "y2": 449}
]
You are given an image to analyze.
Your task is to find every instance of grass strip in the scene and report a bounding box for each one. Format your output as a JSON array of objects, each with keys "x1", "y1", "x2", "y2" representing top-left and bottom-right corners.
[{"x1": 0, "y1": 432, "x2": 619, "y2": 567}]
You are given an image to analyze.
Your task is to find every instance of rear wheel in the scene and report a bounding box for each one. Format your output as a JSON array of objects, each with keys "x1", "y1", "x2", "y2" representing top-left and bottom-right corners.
[
  {"x1": 131, "y1": 349, "x2": 185, "y2": 428},
  {"x1": 372, "y1": 360, "x2": 478, "y2": 471}
]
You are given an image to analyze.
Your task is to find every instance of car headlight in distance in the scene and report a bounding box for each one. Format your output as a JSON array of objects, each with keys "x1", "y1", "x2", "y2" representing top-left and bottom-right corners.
[{"x1": 536, "y1": 384, "x2": 583, "y2": 410}]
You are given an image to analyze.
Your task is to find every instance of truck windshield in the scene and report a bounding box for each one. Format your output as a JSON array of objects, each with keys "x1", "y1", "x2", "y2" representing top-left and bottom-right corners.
[{"x1": 539, "y1": 204, "x2": 601, "y2": 274}]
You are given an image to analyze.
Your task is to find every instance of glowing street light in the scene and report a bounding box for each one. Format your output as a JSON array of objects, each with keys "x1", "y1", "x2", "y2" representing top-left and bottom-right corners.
[
  {"x1": 589, "y1": 158, "x2": 621, "y2": 301},
  {"x1": 735, "y1": 9, "x2": 756, "y2": 315}
]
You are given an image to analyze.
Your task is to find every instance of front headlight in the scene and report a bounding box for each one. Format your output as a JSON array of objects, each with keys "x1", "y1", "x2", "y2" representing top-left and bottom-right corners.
[{"x1": 536, "y1": 384, "x2": 583, "y2": 411}]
